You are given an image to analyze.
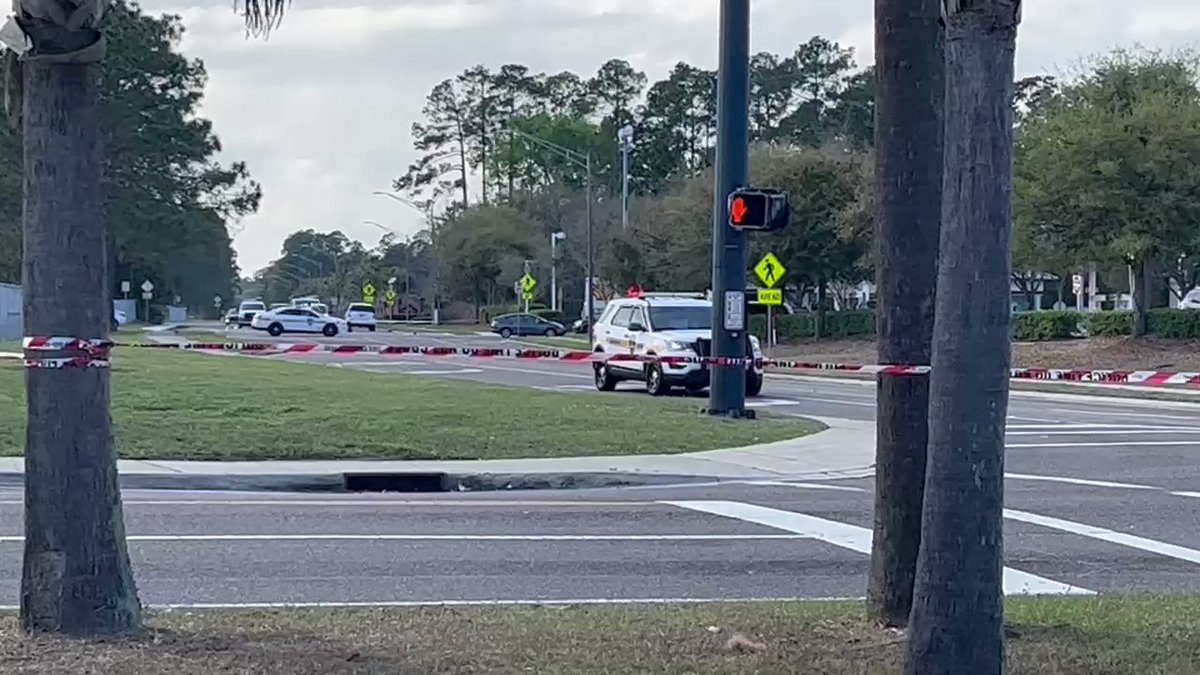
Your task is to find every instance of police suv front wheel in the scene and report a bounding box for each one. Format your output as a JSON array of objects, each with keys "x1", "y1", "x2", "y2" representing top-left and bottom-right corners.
[
  {"x1": 646, "y1": 364, "x2": 670, "y2": 397},
  {"x1": 746, "y1": 372, "x2": 764, "y2": 397},
  {"x1": 594, "y1": 363, "x2": 618, "y2": 392}
]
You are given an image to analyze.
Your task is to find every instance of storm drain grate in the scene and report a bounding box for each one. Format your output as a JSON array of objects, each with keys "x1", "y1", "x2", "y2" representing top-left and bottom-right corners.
[{"x1": 342, "y1": 472, "x2": 449, "y2": 493}]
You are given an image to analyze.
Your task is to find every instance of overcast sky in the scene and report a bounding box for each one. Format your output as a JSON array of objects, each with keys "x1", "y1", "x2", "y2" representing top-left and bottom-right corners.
[{"x1": 135, "y1": 0, "x2": 1200, "y2": 275}]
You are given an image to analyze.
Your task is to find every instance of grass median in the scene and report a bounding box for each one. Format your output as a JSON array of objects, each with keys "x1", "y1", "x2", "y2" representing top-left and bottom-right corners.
[
  {"x1": 0, "y1": 348, "x2": 821, "y2": 461},
  {"x1": 2, "y1": 596, "x2": 1198, "y2": 674}
]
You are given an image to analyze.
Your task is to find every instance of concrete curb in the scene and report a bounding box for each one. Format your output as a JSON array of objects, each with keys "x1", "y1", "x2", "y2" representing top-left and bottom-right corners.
[{"x1": 0, "y1": 469, "x2": 874, "y2": 494}]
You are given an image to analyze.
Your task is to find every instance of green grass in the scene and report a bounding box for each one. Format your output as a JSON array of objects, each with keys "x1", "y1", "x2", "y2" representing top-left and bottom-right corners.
[
  {"x1": 0, "y1": 348, "x2": 820, "y2": 461},
  {"x1": 2, "y1": 596, "x2": 1198, "y2": 674}
]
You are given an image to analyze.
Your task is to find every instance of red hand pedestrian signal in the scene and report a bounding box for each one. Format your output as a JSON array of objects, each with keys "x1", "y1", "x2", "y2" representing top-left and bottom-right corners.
[{"x1": 731, "y1": 197, "x2": 749, "y2": 224}]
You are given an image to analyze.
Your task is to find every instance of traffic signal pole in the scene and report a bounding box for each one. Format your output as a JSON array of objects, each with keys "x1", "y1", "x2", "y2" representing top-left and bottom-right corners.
[{"x1": 708, "y1": 0, "x2": 751, "y2": 416}]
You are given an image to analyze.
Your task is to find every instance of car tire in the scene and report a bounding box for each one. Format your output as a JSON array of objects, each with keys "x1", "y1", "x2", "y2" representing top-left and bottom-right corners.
[
  {"x1": 544, "y1": 328, "x2": 556, "y2": 337},
  {"x1": 594, "y1": 362, "x2": 618, "y2": 392},
  {"x1": 746, "y1": 372, "x2": 764, "y2": 398},
  {"x1": 499, "y1": 328, "x2": 513, "y2": 339},
  {"x1": 646, "y1": 364, "x2": 670, "y2": 397},
  {"x1": 368, "y1": 326, "x2": 376, "y2": 332},
  {"x1": 323, "y1": 324, "x2": 338, "y2": 337},
  {"x1": 267, "y1": 323, "x2": 284, "y2": 337}
]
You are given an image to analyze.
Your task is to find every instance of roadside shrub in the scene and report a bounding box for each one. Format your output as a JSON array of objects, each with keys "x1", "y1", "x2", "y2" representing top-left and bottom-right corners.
[
  {"x1": 1085, "y1": 311, "x2": 1134, "y2": 336},
  {"x1": 1012, "y1": 311, "x2": 1082, "y2": 341},
  {"x1": 1147, "y1": 309, "x2": 1200, "y2": 338},
  {"x1": 531, "y1": 309, "x2": 566, "y2": 323},
  {"x1": 749, "y1": 311, "x2": 875, "y2": 341}
]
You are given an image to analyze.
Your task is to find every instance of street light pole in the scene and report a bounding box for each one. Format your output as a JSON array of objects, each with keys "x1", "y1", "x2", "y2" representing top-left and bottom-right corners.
[
  {"x1": 373, "y1": 191, "x2": 442, "y2": 325},
  {"x1": 709, "y1": 0, "x2": 751, "y2": 416},
  {"x1": 550, "y1": 231, "x2": 567, "y2": 312},
  {"x1": 618, "y1": 125, "x2": 634, "y2": 229},
  {"x1": 498, "y1": 126, "x2": 595, "y2": 332}
]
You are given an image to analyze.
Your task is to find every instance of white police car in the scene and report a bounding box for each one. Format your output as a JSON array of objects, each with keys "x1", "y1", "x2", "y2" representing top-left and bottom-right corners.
[{"x1": 590, "y1": 292, "x2": 764, "y2": 396}]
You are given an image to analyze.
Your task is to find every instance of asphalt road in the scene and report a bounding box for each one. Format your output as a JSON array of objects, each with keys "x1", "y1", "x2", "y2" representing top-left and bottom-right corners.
[
  {"x1": 2, "y1": 473, "x2": 1198, "y2": 607},
  {"x1": 0, "y1": 324, "x2": 1189, "y2": 607}
]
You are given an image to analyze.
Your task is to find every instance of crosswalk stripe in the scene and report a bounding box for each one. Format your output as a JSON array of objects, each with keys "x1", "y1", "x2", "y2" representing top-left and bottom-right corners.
[
  {"x1": 1004, "y1": 509, "x2": 1200, "y2": 565},
  {"x1": 663, "y1": 500, "x2": 1093, "y2": 596}
]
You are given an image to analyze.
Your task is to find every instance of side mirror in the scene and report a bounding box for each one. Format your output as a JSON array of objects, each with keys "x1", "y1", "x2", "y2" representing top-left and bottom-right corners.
[{"x1": 628, "y1": 322, "x2": 645, "y2": 332}]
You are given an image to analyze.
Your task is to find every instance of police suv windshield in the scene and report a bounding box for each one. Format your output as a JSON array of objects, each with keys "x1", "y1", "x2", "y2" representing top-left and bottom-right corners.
[{"x1": 648, "y1": 305, "x2": 711, "y2": 330}]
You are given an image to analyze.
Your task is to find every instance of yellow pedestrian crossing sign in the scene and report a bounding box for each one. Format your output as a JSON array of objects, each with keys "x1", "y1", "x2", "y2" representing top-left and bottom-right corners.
[
  {"x1": 362, "y1": 283, "x2": 376, "y2": 301},
  {"x1": 520, "y1": 274, "x2": 537, "y2": 293},
  {"x1": 754, "y1": 253, "x2": 786, "y2": 289},
  {"x1": 385, "y1": 289, "x2": 397, "y2": 303}
]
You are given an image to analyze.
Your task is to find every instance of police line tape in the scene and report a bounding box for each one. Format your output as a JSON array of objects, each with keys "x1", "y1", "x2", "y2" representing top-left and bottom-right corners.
[
  {"x1": 9, "y1": 336, "x2": 1200, "y2": 386},
  {"x1": 9, "y1": 336, "x2": 931, "y2": 374}
]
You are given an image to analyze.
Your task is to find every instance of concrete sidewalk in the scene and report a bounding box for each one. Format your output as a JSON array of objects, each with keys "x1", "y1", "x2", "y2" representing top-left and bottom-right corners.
[{"x1": 0, "y1": 417, "x2": 874, "y2": 492}]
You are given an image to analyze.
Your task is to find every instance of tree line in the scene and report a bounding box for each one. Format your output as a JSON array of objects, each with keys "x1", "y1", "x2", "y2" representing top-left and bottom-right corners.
[
  {"x1": 350, "y1": 43, "x2": 1200, "y2": 325},
  {"x1": 0, "y1": 0, "x2": 256, "y2": 313}
]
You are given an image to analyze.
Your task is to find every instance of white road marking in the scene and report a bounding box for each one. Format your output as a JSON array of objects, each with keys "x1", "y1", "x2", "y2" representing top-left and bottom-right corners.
[
  {"x1": 796, "y1": 396, "x2": 875, "y2": 408},
  {"x1": 1006, "y1": 423, "x2": 1196, "y2": 430},
  {"x1": 1007, "y1": 440, "x2": 1200, "y2": 449},
  {"x1": 403, "y1": 368, "x2": 484, "y2": 376},
  {"x1": 665, "y1": 500, "x2": 1092, "y2": 596},
  {"x1": 1171, "y1": 491, "x2": 1200, "y2": 499},
  {"x1": 1005, "y1": 509, "x2": 1200, "y2": 565},
  {"x1": 0, "y1": 533, "x2": 810, "y2": 543},
  {"x1": 1004, "y1": 474, "x2": 1159, "y2": 490},
  {"x1": 1007, "y1": 429, "x2": 1200, "y2": 437},
  {"x1": 0, "y1": 499, "x2": 662, "y2": 507},
  {"x1": 0, "y1": 596, "x2": 861, "y2": 612},
  {"x1": 745, "y1": 481, "x2": 866, "y2": 493},
  {"x1": 745, "y1": 399, "x2": 802, "y2": 408}
]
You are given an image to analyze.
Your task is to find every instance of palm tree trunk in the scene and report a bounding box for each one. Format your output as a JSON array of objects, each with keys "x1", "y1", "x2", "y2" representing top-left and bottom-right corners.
[
  {"x1": 905, "y1": 2, "x2": 1020, "y2": 673},
  {"x1": 868, "y1": 0, "x2": 944, "y2": 627},
  {"x1": 21, "y1": 57, "x2": 141, "y2": 635}
]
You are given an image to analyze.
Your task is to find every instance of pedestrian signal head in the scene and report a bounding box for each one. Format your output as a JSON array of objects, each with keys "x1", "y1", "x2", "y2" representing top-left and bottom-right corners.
[{"x1": 727, "y1": 189, "x2": 790, "y2": 232}]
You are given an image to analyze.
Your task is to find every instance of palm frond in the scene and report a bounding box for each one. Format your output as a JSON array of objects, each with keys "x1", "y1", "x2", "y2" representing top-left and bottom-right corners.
[{"x1": 237, "y1": 0, "x2": 289, "y2": 38}]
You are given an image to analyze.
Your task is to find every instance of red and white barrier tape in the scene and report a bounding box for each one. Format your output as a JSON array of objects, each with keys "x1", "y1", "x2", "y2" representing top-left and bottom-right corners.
[{"x1": 10, "y1": 336, "x2": 1200, "y2": 385}]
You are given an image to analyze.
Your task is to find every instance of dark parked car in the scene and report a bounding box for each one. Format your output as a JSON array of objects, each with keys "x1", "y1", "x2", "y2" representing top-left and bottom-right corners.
[{"x1": 491, "y1": 313, "x2": 565, "y2": 338}]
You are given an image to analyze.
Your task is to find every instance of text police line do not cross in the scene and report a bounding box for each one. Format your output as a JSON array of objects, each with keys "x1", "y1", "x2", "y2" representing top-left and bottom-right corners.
[{"x1": 727, "y1": 189, "x2": 790, "y2": 232}]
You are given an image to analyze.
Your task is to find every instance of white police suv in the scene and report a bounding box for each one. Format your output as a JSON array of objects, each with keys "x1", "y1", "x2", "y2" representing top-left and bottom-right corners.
[{"x1": 590, "y1": 292, "x2": 764, "y2": 397}]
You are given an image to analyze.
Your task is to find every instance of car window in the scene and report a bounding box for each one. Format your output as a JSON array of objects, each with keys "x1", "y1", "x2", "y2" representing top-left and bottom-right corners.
[
  {"x1": 649, "y1": 305, "x2": 711, "y2": 330},
  {"x1": 278, "y1": 309, "x2": 301, "y2": 316},
  {"x1": 629, "y1": 308, "x2": 647, "y2": 329},
  {"x1": 519, "y1": 315, "x2": 538, "y2": 326},
  {"x1": 303, "y1": 310, "x2": 321, "y2": 318},
  {"x1": 610, "y1": 306, "x2": 634, "y2": 328}
]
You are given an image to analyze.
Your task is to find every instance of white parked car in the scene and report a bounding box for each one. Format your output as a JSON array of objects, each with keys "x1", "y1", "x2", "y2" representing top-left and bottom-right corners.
[
  {"x1": 344, "y1": 303, "x2": 377, "y2": 332},
  {"x1": 590, "y1": 292, "x2": 764, "y2": 397},
  {"x1": 251, "y1": 307, "x2": 348, "y2": 337},
  {"x1": 1180, "y1": 288, "x2": 1200, "y2": 309}
]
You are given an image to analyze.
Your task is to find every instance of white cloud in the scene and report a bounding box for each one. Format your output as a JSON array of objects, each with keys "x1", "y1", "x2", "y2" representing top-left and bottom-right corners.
[{"x1": 132, "y1": 0, "x2": 1200, "y2": 273}]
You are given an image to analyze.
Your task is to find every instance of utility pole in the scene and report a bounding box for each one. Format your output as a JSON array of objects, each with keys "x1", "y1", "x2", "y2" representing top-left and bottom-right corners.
[
  {"x1": 618, "y1": 125, "x2": 634, "y2": 229},
  {"x1": 586, "y1": 151, "x2": 595, "y2": 333},
  {"x1": 708, "y1": 0, "x2": 751, "y2": 416}
]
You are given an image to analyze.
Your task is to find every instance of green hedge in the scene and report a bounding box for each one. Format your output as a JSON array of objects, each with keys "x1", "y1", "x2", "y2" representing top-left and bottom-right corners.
[
  {"x1": 531, "y1": 309, "x2": 566, "y2": 323},
  {"x1": 1012, "y1": 311, "x2": 1083, "y2": 341},
  {"x1": 1146, "y1": 309, "x2": 1200, "y2": 338},
  {"x1": 749, "y1": 311, "x2": 876, "y2": 341},
  {"x1": 1085, "y1": 311, "x2": 1134, "y2": 336}
]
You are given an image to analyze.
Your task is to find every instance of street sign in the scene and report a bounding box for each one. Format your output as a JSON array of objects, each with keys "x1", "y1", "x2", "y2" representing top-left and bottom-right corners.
[
  {"x1": 1072, "y1": 274, "x2": 1083, "y2": 295},
  {"x1": 520, "y1": 273, "x2": 537, "y2": 293},
  {"x1": 141, "y1": 291, "x2": 152, "y2": 300},
  {"x1": 728, "y1": 189, "x2": 790, "y2": 231},
  {"x1": 385, "y1": 289, "x2": 397, "y2": 303},
  {"x1": 754, "y1": 253, "x2": 786, "y2": 289},
  {"x1": 363, "y1": 282, "x2": 376, "y2": 297},
  {"x1": 141, "y1": 279, "x2": 154, "y2": 293},
  {"x1": 120, "y1": 280, "x2": 131, "y2": 294},
  {"x1": 521, "y1": 291, "x2": 533, "y2": 302},
  {"x1": 758, "y1": 288, "x2": 783, "y2": 306},
  {"x1": 213, "y1": 295, "x2": 222, "y2": 308},
  {"x1": 723, "y1": 290, "x2": 745, "y2": 331}
]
